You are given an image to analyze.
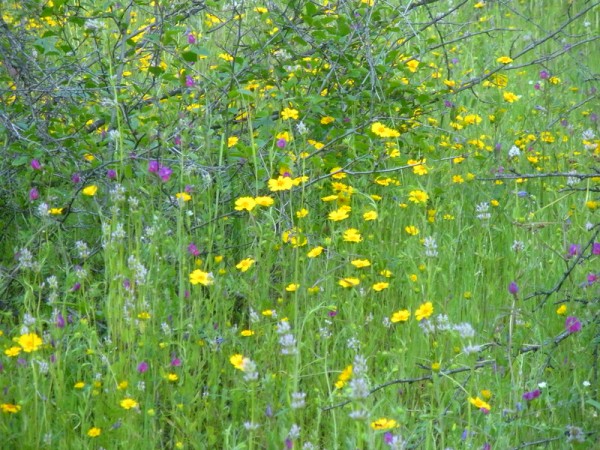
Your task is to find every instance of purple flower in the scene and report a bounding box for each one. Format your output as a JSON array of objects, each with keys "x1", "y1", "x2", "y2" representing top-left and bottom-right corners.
[
  {"x1": 328, "y1": 310, "x2": 338, "y2": 318},
  {"x1": 384, "y1": 432, "x2": 394, "y2": 445},
  {"x1": 137, "y1": 361, "x2": 149, "y2": 373},
  {"x1": 483, "y1": 443, "x2": 491, "y2": 450},
  {"x1": 444, "y1": 100, "x2": 454, "y2": 108},
  {"x1": 174, "y1": 136, "x2": 182, "y2": 146},
  {"x1": 158, "y1": 165, "x2": 172, "y2": 182},
  {"x1": 107, "y1": 169, "x2": 117, "y2": 179},
  {"x1": 587, "y1": 273, "x2": 598, "y2": 284},
  {"x1": 29, "y1": 187, "x2": 39, "y2": 201},
  {"x1": 185, "y1": 75, "x2": 195, "y2": 87},
  {"x1": 534, "y1": 82, "x2": 541, "y2": 90},
  {"x1": 517, "y1": 190, "x2": 528, "y2": 198},
  {"x1": 567, "y1": 244, "x2": 581, "y2": 258},
  {"x1": 539, "y1": 70, "x2": 550, "y2": 79},
  {"x1": 522, "y1": 389, "x2": 541, "y2": 401},
  {"x1": 31, "y1": 159, "x2": 42, "y2": 170},
  {"x1": 188, "y1": 243, "x2": 200, "y2": 256},
  {"x1": 187, "y1": 33, "x2": 196, "y2": 44},
  {"x1": 71, "y1": 173, "x2": 81, "y2": 184},
  {"x1": 171, "y1": 357, "x2": 182, "y2": 367},
  {"x1": 592, "y1": 242, "x2": 600, "y2": 255},
  {"x1": 56, "y1": 312, "x2": 65, "y2": 328},
  {"x1": 184, "y1": 184, "x2": 193, "y2": 193},
  {"x1": 71, "y1": 282, "x2": 81, "y2": 292},
  {"x1": 276, "y1": 138, "x2": 287, "y2": 149},
  {"x1": 148, "y1": 160, "x2": 160, "y2": 173},
  {"x1": 508, "y1": 281, "x2": 519, "y2": 295},
  {"x1": 284, "y1": 438, "x2": 293, "y2": 449},
  {"x1": 565, "y1": 316, "x2": 581, "y2": 333}
]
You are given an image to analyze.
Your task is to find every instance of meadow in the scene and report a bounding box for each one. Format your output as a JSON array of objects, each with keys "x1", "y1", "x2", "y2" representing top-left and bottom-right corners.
[{"x1": 0, "y1": 0, "x2": 599, "y2": 448}]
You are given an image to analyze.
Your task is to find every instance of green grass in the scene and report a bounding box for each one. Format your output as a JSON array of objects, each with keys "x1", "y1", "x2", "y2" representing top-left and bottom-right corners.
[{"x1": 0, "y1": 0, "x2": 599, "y2": 448}]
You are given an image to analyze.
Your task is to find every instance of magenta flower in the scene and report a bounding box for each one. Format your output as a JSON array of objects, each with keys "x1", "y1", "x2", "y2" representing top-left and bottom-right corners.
[
  {"x1": 29, "y1": 187, "x2": 39, "y2": 201},
  {"x1": 592, "y1": 242, "x2": 600, "y2": 255},
  {"x1": 565, "y1": 316, "x2": 582, "y2": 333},
  {"x1": 158, "y1": 166, "x2": 172, "y2": 182},
  {"x1": 539, "y1": 70, "x2": 550, "y2": 79},
  {"x1": 174, "y1": 136, "x2": 182, "y2": 146},
  {"x1": 187, "y1": 33, "x2": 196, "y2": 44},
  {"x1": 188, "y1": 243, "x2": 200, "y2": 256},
  {"x1": 56, "y1": 312, "x2": 65, "y2": 328},
  {"x1": 276, "y1": 138, "x2": 287, "y2": 148},
  {"x1": 148, "y1": 160, "x2": 160, "y2": 173},
  {"x1": 522, "y1": 389, "x2": 541, "y2": 401},
  {"x1": 567, "y1": 244, "x2": 581, "y2": 258},
  {"x1": 31, "y1": 159, "x2": 42, "y2": 170},
  {"x1": 587, "y1": 273, "x2": 598, "y2": 284},
  {"x1": 534, "y1": 82, "x2": 541, "y2": 90},
  {"x1": 171, "y1": 357, "x2": 182, "y2": 367},
  {"x1": 137, "y1": 361, "x2": 149, "y2": 373},
  {"x1": 508, "y1": 281, "x2": 519, "y2": 295},
  {"x1": 185, "y1": 75, "x2": 195, "y2": 87}
]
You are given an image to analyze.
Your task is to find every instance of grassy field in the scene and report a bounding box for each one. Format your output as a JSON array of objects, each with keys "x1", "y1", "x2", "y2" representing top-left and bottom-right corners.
[{"x1": 0, "y1": 0, "x2": 599, "y2": 448}]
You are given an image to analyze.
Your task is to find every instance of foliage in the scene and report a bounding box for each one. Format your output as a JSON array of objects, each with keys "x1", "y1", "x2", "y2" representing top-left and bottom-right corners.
[{"x1": 1, "y1": 0, "x2": 599, "y2": 448}]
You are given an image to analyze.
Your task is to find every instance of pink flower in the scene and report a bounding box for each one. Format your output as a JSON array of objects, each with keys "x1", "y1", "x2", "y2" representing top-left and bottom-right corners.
[
  {"x1": 29, "y1": 187, "x2": 39, "y2": 201},
  {"x1": 31, "y1": 159, "x2": 42, "y2": 170},
  {"x1": 148, "y1": 160, "x2": 160, "y2": 173},
  {"x1": 565, "y1": 316, "x2": 582, "y2": 333},
  {"x1": 137, "y1": 361, "x2": 149, "y2": 373}
]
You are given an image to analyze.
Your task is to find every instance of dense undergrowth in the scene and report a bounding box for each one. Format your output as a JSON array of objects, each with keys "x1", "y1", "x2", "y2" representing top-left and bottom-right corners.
[{"x1": 1, "y1": 0, "x2": 599, "y2": 448}]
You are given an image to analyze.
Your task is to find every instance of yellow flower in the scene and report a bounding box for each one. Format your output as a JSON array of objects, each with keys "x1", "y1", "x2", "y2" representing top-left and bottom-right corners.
[
  {"x1": 120, "y1": 398, "x2": 139, "y2": 410},
  {"x1": 415, "y1": 301, "x2": 434, "y2": 321},
  {"x1": 261, "y1": 309, "x2": 273, "y2": 316},
  {"x1": 556, "y1": 304, "x2": 567, "y2": 315},
  {"x1": 405, "y1": 59, "x2": 419, "y2": 73},
  {"x1": 280, "y1": 107, "x2": 299, "y2": 120},
  {"x1": 343, "y1": 228, "x2": 362, "y2": 243},
  {"x1": 235, "y1": 196, "x2": 256, "y2": 211},
  {"x1": 469, "y1": 396, "x2": 491, "y2": 411},
  {"x1": 83, "y1": 153, "x2": 96, "y2": 161},
  {"x1": 329, "y1": 208, "x2": 350, "y2": 221},
  {"x1": 503, "y1": 91, "x2": 520, "y2": 103},
  {"x1": 335, "y1": 365, "x2": 353, "y2": 389},
  {"x1": 230, "y1": 354, "x2": 244, "y2": 370},
  {"x1": 321, "y1": 116, "x2": 335, "y2": 124},
  {"x1": 405, "y1": 225, "x2": 419, "y2": 236},
  {"x1": 370, "y1": 418, "x2": 398, "y2": 430},
  {"x1": 74, "y1": 381, "x2": 85, "y2": 389},
  {"x1": 175, "y1": 192, "x2": 192, "y2": 202},
  {"x1": 452, "y1": 175, "x2": 464, "y2": 184},
  {"x1": 268, "y1": 176, "x2": 294, "y2": 191},
  {"x1": 330, "y1": 166, "x2": 346, "y2": 179},
  {"x1": 167, "y1": 373, "x2": 178, "y2": 382},
  {"x1": 236, "y1": 258, "x2": 255, "y2": 272},
  {"x1": 463, "y1": 114, "x2": 482, "y2": 125},
  {"x1": 4, "y1": 346, "x2": 21, "y2": 357},
  {"x1": 363, "y1": 210, "x2": 378, "y2": 221},
  {"x1": 391, "y1": 309, "x2": 410, "y2": 322},
  {"x1": 307, "y1": 246, "x2": 324, "y2": 258},
  {"x1": 351, "y1": 259, "x2": 371, "y2": 268},
  {"x1": 480, "y1": 389, "x2": 492, "y2": 400},
  {"x1": 380, "y1": 269, "x2": 393, "y2": 277},
  {"x1": 17, "y1": 332, "x2": 43, "y2": 353},
  {"x1": 218, "y1": 53, "x2": 234, "y2": 62},
  {"x1": 285, "y1": 283, "x2": 300, "y2": 292},
  {"x1": 1, "y1": 403, "x2": 21, "y2": 414},
  {"x1": 254, "y1": 196, "x2": 274, "y2": 207},
  {"x1": 585, "y1": 200, "x2": 598, "y2": 211},
  {"x1": 227, "y1": 136, "x2": 239, "y2": 147},
  {"x1": 548, "y1": 76, "x2": 560, "y2": 85},
  {"x1": 82, "y1": 185, "x2": 98, "y2": 196},
  {"x1": 408, "y1": 190, "x2": 429, "y2": 204},
  {"x1": 496, "y1": 56, "x2": 513, "y2": 64},
  {"x1": 372, "y1": 282, "x2": 389, "y2": 292},
  {"x1": 189, "y1": 269, "x2": 214, "y2": 286},
  {"x1": 240, "y1": 329, "x2": 255, "y2": 337},
  {"x1": 431, "y1": 362, "x2": 441, "y2": 372},
  {"x1": 338, "y1": 277, "x2": 360, "y2": 288},
  {"x1": 296, "y1": 208, "x2": 309, "y2": 218}
]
